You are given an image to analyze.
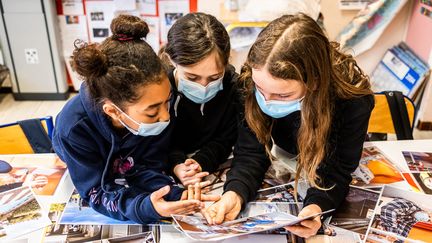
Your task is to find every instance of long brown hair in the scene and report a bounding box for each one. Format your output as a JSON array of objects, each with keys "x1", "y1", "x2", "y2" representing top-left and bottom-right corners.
[
  {"x1": 240, "y1": 14, "x2": 372, "y2": 191},
  {"x1": 72, "y1": 15, "x2": 166, "y2": 109},
  {"x1": 159, "y1": 12, "x2": 230, "y2": 68}
]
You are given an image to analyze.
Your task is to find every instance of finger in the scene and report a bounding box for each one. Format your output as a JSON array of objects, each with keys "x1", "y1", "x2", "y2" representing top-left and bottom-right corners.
[
  {"x1": 201, "y1": 194, "x2": 221, "y2": 202},
  {"x1": 194, "y1": 183, "x2": 201, "y2": 201},
  {"x1": 214, "y1": 205, "x2": 226, "y2": 225},
  {"x1": 183, "y1": 178, "x2": 201, "y2": 186},
  {"x1": 166, "y1": 199, "x2": 201, "y2": 212},
  {"x1": 202, "y1": 209, "x2": 213, "y2": 224},
  {"x1": 300, "y1": 219, "x2": 320, "y2": 229},
  {"x1": 188, "y1": 185, "x2": 194, "y2": 200},
  {"x1": 172, "y1": 204, "x2": 201, "y2": 215},
  {"x1": 201, "y1": 187, "x2": 210, "y2": 194},
  {"x1": 193, "y1": 172, "x2": 209, "y2": 179},
  {"x1": 182, "y1": 180, "x2": 193, "y2": 187},
  {"x1": 150, "y1": 185, "x2": 170, "y2": 201},
  {"x1": 180, "y1": 190, "x2": 187, "y2": 200},
  {"x1": 184, "y1": 159, "x2": 195, "y2": 166},
  {"x1": 284, "y1": 225, "x2": 314, "y2": 238},
  {"x1": 185, "y1": 169, "x2": 199, "y2": 177},
  {"x1": 198, "y1": 180, "x2": 211, "y2": 188}
]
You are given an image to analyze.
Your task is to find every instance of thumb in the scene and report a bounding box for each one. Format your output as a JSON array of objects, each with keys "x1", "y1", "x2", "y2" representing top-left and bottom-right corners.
[
  {"x1": 151, "y1": 185, "x2": 171, "y2": 201},
  {"x1": 184, "y1": 159, "x2": 194, "y2": 166}
]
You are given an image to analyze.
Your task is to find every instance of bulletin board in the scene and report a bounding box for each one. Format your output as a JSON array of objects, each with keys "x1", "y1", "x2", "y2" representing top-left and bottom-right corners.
[{"x1": 55, "y1": 0, "x2": 197, "y2": 90}]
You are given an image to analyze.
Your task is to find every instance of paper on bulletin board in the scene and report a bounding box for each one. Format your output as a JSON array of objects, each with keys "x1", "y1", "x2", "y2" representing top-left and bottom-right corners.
[
  {"x1": 58, "y1": 15, "x2": 89, "y2": 56},
  {"x1": 61, "y1": 0, "x2": 85, "y2": 15},
  {"x1": 158, "y1": 0, "x2": 190, "y2": 43},
  {"x1": 114, "y1": 0, "x2": 136, "y2": 11},
  {"x1": 65, "y1": 56, "x2": 84, "y2": 91},
  {"x1": 137, "y1": 0, "x2": 158, "y2": 16},
  {"x1": 142, "y1": 16, "x2": 160, "y2": 52},
  {"x1": 85, "y1": 0, "x2": 115, "y2": 43}
]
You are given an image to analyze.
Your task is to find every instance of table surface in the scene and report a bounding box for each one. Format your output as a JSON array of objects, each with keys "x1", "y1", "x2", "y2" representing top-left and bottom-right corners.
[{"x1": 0, "y1": 139, "x2": 431, "y2": 243}]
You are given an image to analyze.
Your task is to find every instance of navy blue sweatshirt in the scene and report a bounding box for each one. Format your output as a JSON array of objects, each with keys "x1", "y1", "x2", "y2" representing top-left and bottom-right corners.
[
  {"x1": 225, "y1": 95, "x2": 375, "y2": 213},
  {"x1": 168, "y1": 65, "x2": 239, "y2": 173},
  {"x1": 52, "y1": 83, "x2": 183, "y2": 224}
]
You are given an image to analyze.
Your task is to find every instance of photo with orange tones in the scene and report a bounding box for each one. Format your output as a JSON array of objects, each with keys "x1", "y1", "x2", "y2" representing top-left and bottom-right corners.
[
  {"x1": 351, "y1": 146, "x2": 406, "y2": 188},
  {"x1": 0, "y1": 156, "x2": 67, "y2": 196}
]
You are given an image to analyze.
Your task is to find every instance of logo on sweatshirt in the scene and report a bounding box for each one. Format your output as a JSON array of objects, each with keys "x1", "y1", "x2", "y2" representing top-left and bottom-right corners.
[{"x1": 113, "y1": 156, "x2": 135, "y2": 175}]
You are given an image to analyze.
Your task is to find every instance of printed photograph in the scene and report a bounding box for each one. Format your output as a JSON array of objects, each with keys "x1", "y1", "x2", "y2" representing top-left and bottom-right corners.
[
  {"x1": 91, "y1": 12, "x2": 105, "y2": 21},
  {"x1": 164, "y1": 13, "x2": 183, "y2": 26},
  {"x1": 65, "y1": 15, "x2": 80, "y2": 24},
  {"x1": 102, "y1": 231, "x2": 154, "y2": 243},
  {"x1": 44, "y1": 223, "x2": 151, "y2": 243},
  {"x1": 59, "y1": 189, "x2": 137, "y2": 225},
  {"x1": 351, "y1": 146, "x2": 405, "y2": 188},
  {"x1": 256, "y1": 183, "x2": 303, "y2": 203},
  {"x1": 411, "y1": 172, "x2": 432, "y2": 194},
  {"x1": 0, "y1": 186, "x2": 51, "y2": 240},
  {"x1": 365, "y1": 185, "x2": 432, "y2": 243},
  {"x1": 329, "y1": 186, "x2": 381, "y2": 236},
  {"x1": 172, "y1": 211, "x2": 321, "y2": 241},
  {"x1": 402, "y1": 151, "x2": 432, "y2": 172},
  {"x1": 0, "y1": 157, "x2": 67, "y2": 196},
  {"x1": 93, "y1": 28, "x2": 110, "y2": 38}
]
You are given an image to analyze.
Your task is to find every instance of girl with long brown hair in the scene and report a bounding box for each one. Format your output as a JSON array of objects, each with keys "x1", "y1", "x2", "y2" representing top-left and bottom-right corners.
[{"x1": 204, "y1": 13, "x2": 374, "y2": 238}]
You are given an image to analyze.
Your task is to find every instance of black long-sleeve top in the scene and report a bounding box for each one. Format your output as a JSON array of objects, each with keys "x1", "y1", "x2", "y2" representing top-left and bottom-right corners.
[
  {"x1": 168, "y1": 65, "x2": 239, "y2": 173},
  {"x1": 224, "y1": 94, "x2": 375, "y2": 212}
]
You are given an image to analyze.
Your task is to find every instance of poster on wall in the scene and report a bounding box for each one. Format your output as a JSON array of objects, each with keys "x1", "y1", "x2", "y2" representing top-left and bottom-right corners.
[
  {"x1": 142, "y1": 16, "x2": 161, "y2": 52},
  {"x1": 158, "y1": 0, "x2": 190, "y2": 43},
  {"x1": 85, "y1": 0, "x2": 115, "y2": 43},
  {"x1": 137, "y1": 0, "x2": 158, "y2": 16},
  {"x1": 60, "y1": 0, "x2": 85, "y2": 15},
  {"x1": 58, "y1": 15, "x2": 89, "y2": 56}
]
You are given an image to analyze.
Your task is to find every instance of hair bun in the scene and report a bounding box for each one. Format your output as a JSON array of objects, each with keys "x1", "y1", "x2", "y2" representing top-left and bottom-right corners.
[
  {"x1": 111, "y1": 15, "x2": 149, "y2": 40},
  {"x1": 72, "y1": 42, "x2": 108, "y2": 78}
]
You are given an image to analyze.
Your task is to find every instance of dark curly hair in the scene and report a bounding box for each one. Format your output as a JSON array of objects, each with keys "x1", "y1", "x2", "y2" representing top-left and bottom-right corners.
[{"x1": 72, "y1": 14, "x2": 165, "y2": 108}]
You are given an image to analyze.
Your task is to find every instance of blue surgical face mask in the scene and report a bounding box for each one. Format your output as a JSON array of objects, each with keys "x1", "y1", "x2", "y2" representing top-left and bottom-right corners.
[
  {"x1": 414, "y1": 211, "x2": 430, "y2": 222},
  {"x1": 175, "y1": 69, "x2": 224, "y2": 104},
  {"x1": 255, "y1": 88, "x2": 302, "y2": 119},
  {"x1": 112, "y1": 104, "x2": 170, "y2": 136}
]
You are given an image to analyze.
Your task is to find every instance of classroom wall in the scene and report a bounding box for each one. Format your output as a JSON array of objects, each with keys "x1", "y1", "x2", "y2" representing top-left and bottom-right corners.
[{"x1": 321, "y1": 0, "x2": 413, "y2": 75}]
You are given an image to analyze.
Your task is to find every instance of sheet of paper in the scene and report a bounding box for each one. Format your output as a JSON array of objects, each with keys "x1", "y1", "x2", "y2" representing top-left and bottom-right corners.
[
  {"x1": 158, "y1": 0, "x2": 190, "y2": 43},
  {"x1": 137, "y1": 0, "x2": 158, "y2": 16},
  {"x1": 61, "y1": 0, "x2": 85, "y2": 15},
  {"x1": 85, "y1": 0, "x2": 115, "y2": 43},
  {"x1": 0, "y1": 186, "x2": 51, "y2": 241},
  {"x1": 172, "y1": 209, "x2": 334, "y2": 241},
  {"x1": 57, "y1": 15, "x2": 89, "y2": 56},
  {"x1": 142, "y1": 16, "x2": 160, "y2": 52},
  {"x1": 114, "y1": 0, "x2": 136, "y2": 11}
]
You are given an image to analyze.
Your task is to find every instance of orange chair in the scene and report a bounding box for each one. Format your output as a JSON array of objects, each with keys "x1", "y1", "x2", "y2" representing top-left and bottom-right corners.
[
  {"x1": 0, "y1": 117, "x2": 53, "y2": 154},
  {"x1": 368, "y1": 92, "x2": 415, "y2": 140}
]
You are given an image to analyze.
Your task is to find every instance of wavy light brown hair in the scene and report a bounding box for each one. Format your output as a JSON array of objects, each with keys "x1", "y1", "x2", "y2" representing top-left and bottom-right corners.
[{"x1": 240, "y1": 14, "x2": 372, "y2": 191}]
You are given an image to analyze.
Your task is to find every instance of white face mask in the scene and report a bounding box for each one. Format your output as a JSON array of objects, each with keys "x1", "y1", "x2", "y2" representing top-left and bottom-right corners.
[
  {"x1": 175, "y1": 69, "x2": 224, "y2": 104},
  {"x1": 112, "y1": 104, "x2": 170, "y2": 136}
]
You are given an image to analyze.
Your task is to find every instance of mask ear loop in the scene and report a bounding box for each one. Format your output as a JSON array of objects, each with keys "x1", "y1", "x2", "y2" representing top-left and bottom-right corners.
[{"x1": 110, "y1": 103, "x2": 141, "y2": 135}]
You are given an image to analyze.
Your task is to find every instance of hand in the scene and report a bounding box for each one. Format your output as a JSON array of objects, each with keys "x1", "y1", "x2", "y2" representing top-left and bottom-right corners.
[
  {"x1": 284, "y1": 204, "x2": 322, "y2": 238},
  {"x1": 203, "y1": 191, "x2": 242, "y2": 225},
  {"x1": 174, "y1": 159, "x2": 208, "y2": 186},
  {"x1": 180, "y1": 181, "x2": 221, "y2": 202},
  {"x1": 150, "y1": 185, "x2": 202, "y2": 217}
]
